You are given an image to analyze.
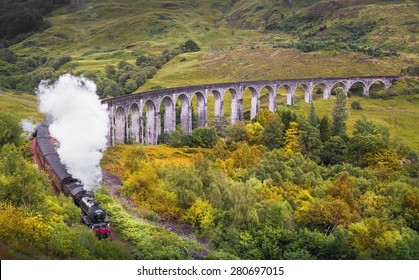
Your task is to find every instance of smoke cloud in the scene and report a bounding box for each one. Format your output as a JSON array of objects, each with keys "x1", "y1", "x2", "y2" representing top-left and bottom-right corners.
[
  {"x1": 37, "y1": 74, "x2": 109, "y2": 190},
  {"x1": 21, "y1": 119, "x2": 39, "y2": 138}
]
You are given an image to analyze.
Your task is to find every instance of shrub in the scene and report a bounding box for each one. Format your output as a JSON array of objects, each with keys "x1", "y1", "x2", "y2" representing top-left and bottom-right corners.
[
  {"x1": 351, "y1": 101, "x2": 363, "y2": 110},
  {"x1": 0, "y1": 61, "x2": 20, "y2": 76},
  {"x1": 124, "y1": 78, "x2": 138, "y2": 93},
  {"x1": 50, "y1": 55, "x2": 72, "y2": 70},
  {"x1": 181, "y1": 40, "x2": 200, "y2": 52},
  {"x1": 191, "y1": 127, "x2": 218, "y2": 148},
  {"x1": 143, "y1": 66, "x2": 157, "y2": 79},
  {"x1": 0, "y1": 48, "x2": 17, "y2": 63},
  {"x1": 400, "y1": 66, "x2": 419, "y2": 76},
  {"x1": 135, "y1": 55, "x2": 150, "y2": 66}
]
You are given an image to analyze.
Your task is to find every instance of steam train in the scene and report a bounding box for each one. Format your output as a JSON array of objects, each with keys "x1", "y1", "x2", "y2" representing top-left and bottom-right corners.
[{"x1": 31, "y1": 120, "x2": 111, "y2": 239}]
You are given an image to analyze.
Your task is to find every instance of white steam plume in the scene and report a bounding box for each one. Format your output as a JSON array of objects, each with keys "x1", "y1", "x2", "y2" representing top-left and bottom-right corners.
[
  {"x1": 21, "y1": 119, "x2": 39, "y2": 138},
  {"x1": 37, "y1": 74, "x2": 109, "y2": 190}
]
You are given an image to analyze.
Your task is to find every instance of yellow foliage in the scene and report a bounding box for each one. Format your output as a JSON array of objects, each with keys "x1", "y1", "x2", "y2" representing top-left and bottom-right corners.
[
  {"x1": 224, "y1": 158, "x2": 236, "y2": 178},
  {"x1": 230, "y1": 143, "x2": 265, "y2": 169},
  {"x1": 348, "y1": 217, "x2": 402, "y2": 259},
  {"x1": 284, "y1": 121, "x2": 300, "y2": 154},
  {"x1": 256, "y1": 185, "x2": 284, "y2": 202},
  {"x1": 366, "y1": 149, "x2": 401, "y2": 170},
  {"x1": 328, "y1": 172, "x2": 358, "y2": 209},
  {"x1": 120, "y1": 144, "x2": 147, "y2": 178},
  {"x1": 121, "y1": 162, "x2": 180, "y2": 218},
  {"x1": 181, "y1": 199, "x2": 215, "y2": 230},
  {"x1": 359, "y1": 191, "x2": 386, "y2": 217},
  {"x1": 0, "y1": 203, "x2": 51, "y2": 244},
  {"x1": 244, "y1": 122, "x2": 264, "y2": 145},
  {"x1": 295, "y1": 196, "x2": 357, "y2": 233}
]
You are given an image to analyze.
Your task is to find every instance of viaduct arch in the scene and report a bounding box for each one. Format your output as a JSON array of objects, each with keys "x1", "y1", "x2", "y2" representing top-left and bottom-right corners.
[{"x1": 104, "y1": 76, "x2": 398, "y2": 145}]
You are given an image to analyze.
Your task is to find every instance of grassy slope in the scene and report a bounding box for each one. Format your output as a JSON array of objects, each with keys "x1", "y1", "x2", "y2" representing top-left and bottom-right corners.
[
  {"x1": 293, "y1": 94, "x2": 419, "y2": 151},
  {"x1": 9, "y1": 0, "x2": 418, "y2": 85},
  {"x1": 0, "y1": 90, "x2": 44, "y2": 121},
  {"x1": 4, "y1": 0, "x2": 418, "y2": 149}
]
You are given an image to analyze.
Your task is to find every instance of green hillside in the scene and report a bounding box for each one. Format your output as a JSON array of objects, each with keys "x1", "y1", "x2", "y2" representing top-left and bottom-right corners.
[
  {"x1": 4, "y1": 0, "x2": 418, "y2": 92},
  {"x1": 1, "y1": 0, "x2": 418, "y2": 150}
]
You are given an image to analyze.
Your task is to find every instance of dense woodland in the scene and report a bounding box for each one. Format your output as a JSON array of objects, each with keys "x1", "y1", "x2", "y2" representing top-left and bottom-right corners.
[
  {"x1": 0, "y1": 0, "x2": 74, "y2": 45},
  {"x1": 98, "y1": 85, "x2": 419, "y2": 260},
  {"x1": 1, "y1": 80, "x2": 419, "y2": 260}
]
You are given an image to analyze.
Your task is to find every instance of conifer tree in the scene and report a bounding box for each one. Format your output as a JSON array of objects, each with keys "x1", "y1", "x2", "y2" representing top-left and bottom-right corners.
[
  {"x1": 308, "y1": 102, "x2": 319, "y2": 128},
  {"x1": 331, "y1": 87, "x2": 349, "y2": 137},
  {"x1": 319, "y1": 116, "x2": 332, "y2": 143}
]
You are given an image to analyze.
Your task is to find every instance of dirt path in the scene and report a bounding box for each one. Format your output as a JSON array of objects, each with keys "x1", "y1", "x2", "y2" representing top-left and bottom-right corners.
[{"x1": 101, "y1": 169, "x2": 195, "y2": 238}]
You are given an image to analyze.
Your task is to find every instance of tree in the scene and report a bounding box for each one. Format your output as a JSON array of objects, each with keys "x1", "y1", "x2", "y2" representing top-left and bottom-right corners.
[
  {"x1": 0, "y1": 144, "x2": 49, "y2": 210},
  {"x1": 296, "y1": 196, "x2": 354, "y2": 236},
  {"x1": 124, "y1": 78, "x2": 138, "y2": 93},
  {"x1": 328, "y1": 172, "x2": 358, "y2": 209},
  {"x1": 120, "y1": 144, "x2": 147, "y2": 176},
  {"x1": 191, "y1": 127, "x2": 218, "y2": 148},
  {"x1": 0, "y1": 49, "x2": 17, "y2": 63},
  {"x1": 0, "y1": 113, "x2": 22, "y2": 148},
  {"x1": 224, "y1": 121, "x2": 247, "y2": 143},
  {"x1": 284, "y1": 121, "x2": 300, "y2": 154},
  {"x1": 244, "y1": 122, "x2": 264, "y2": 145},
  {"x1": 320, "y1": 136, "x2": 347, "y2": 165},
  {"x1": 307, "y1": 102, "x2": 319, "y2": 128},
  {"x1": 105, "y1": 65, "x2": 116, "y2": 78},
  {"x1": 231, "y1": 183, "x2": 259, "y2": 229},
  {"x1": 300, "y1": 125, "x2": 321, "y2": 163},
  {"x1": 366, "y1": 149, "x2": 401, "y2": 171},
  {"x1": 331, "y1": 87, "x2": 349, "y2": 137},
  {"x1": 348, "y1": 217, "x2": 402, "y2": 259},
  {"x1": 403, "y1": 187, "x2": 419, "y2": 231},
  {"x1": 162, "y1": 165, "x2": 204, "y2": 209},
  {"x1": 103, "y1": 80, "x2": 123, "y2": 97},
  {"x1": 121, "y1": 162, "x2": 178, "y2": 217},
  {"x1": 136, "y1": 55, "x2": 150, "y2": 66},
  {"x1": 279, "y1": 108, "x2": 297, "y2": 131},
  {"x1": 347, "y1": 116, "x2": 391, "y2": 167},
  {"x1": 51, "y1": 55, "x2": 71, "y2": 70},
  {"x1": 261, "y1": 112, "x2": 284, "y2": 150},
  {"x1": 230, "y1": 142, "x2": 264, "y2": 170},
  {"x1": 353, "y1": 116, "x2": 390, "y2": 141},
  {"x1": 130, "y1": 70, "x2": 147, "y2": 87},
  {"x1": 167, "y1": 127, "x2": 185, "y2": 148},
  {"x1": 181, "y1": 199, "x2": 215, "y2": 232},
  {"x1": 319, "y1": 115, "x2": 332, "y2": 143},
  {"x1": 143, "y1": 66, "x2": 157, "y2": 79},
  {"x1": 256, "y1": 149, "x2": 322, "y2": 187}
]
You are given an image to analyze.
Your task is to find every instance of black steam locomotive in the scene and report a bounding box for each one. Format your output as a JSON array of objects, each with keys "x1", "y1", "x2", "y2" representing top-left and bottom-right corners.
[{"x1": 32, "y1": 121, "x2": 111, "y2": 239}]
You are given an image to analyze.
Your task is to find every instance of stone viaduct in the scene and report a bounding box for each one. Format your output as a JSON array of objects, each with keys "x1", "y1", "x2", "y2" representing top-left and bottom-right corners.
[{"x1": 103, "y1": 76, "x2": 398, "y2": 146}]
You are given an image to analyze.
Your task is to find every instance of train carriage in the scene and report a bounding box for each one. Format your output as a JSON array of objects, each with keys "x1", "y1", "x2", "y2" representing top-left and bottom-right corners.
[{"x1": 32, "y1": 121, "x2": 111, "y2": 239}]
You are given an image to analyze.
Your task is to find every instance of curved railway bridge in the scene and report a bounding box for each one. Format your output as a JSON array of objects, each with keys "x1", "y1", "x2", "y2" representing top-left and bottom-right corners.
[{"x1": 103, "y1": 76, "x2": 398, "y2": 145}]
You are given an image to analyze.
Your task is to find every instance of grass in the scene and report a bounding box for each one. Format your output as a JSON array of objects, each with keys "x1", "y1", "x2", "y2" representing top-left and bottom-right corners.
[
  {"x1": 3, "y1": 0, "x2": 419, "y2": 148},
  {"x1": 144, "y1": 145, "x2": 199, "y2": 166},
  {"x1": 102, "y1": 144, "x2": 200, "y2": 176},
  {"x1": 0, "y1": 90, "x2": 44, "y2": 121},
  {"x1": 292, "y1": 94, "x2": 419, "y2": 151},
  {"x1": 139, "y1": 52, "x2": 229, "y2": 91},
  {"x1": 8, "y1": 0, "x2": 417, "y2": 88}
]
